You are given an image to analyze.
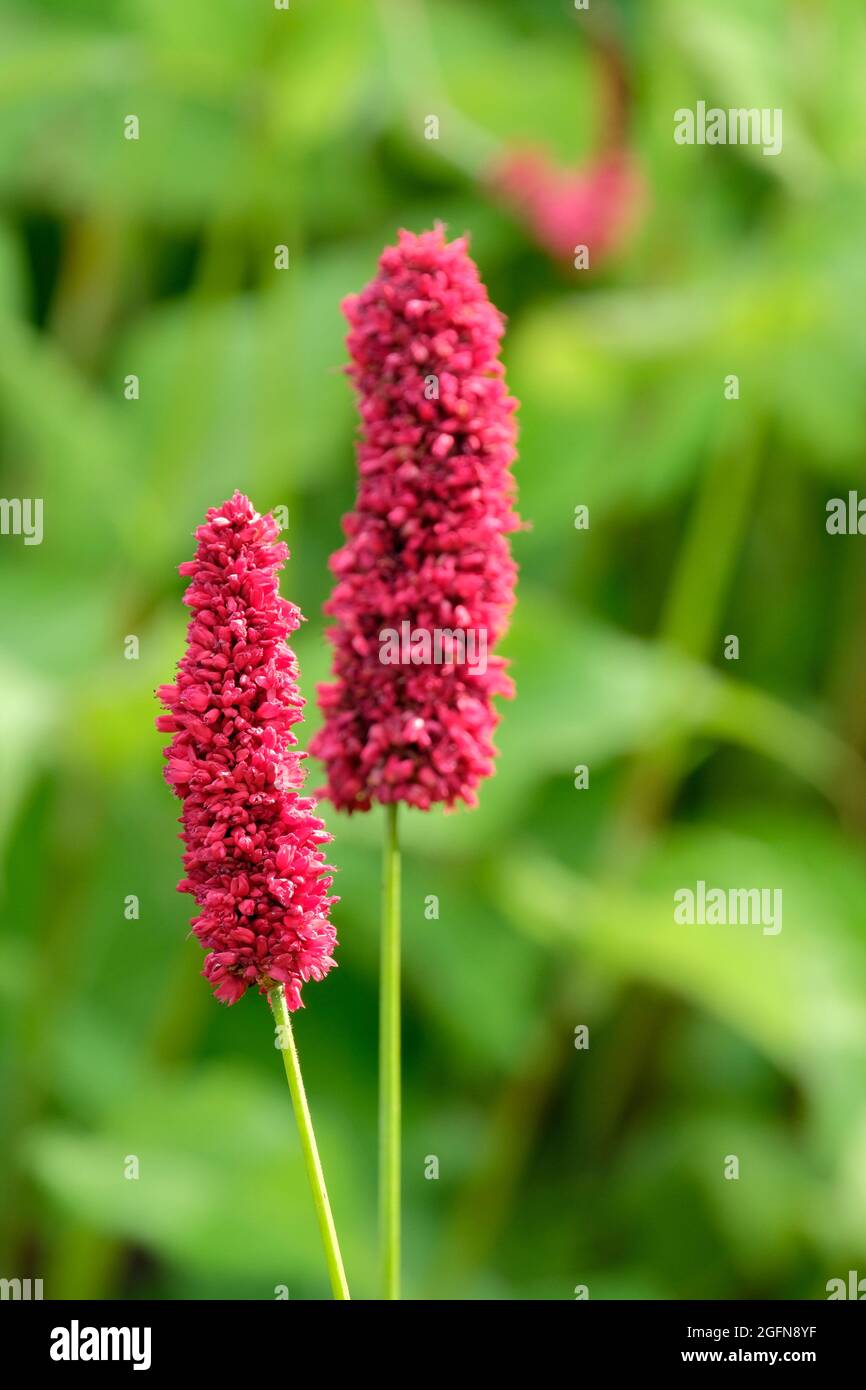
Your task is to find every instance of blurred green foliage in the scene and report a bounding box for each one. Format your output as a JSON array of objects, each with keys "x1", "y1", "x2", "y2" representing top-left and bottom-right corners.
[{"x1": 2, "y1": 0, "x2": 866, "y2": 1300}]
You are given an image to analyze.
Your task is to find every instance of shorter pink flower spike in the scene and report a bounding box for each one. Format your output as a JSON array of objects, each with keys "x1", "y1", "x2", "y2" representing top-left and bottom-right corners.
[
  {"x1": 488, "y1": 147, "x2": 643, "y2": 266},
  {"x1": 156, "y1": 492, "x2": 338, "y2": 1007}
]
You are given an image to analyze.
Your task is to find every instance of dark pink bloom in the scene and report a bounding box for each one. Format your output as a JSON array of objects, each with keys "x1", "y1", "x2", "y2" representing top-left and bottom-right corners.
[
  {"x1": 311, "y1": 226, "x2": 520, "y2": 813},
  {"x1": 488, "y1": 148, "x2": 643, "y2": 266},
  {"x1": 156, "y1": 492, "x2": 337, "y2": 1007}
]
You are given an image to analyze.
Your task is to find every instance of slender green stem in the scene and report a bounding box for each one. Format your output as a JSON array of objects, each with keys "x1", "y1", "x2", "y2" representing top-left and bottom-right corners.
[
  {"x1": 269, "y1": 985, "x2": 350, "y2": 1301},
  {"x1": 380, "y1": 802, "x2": 402, "y2": 1299}
]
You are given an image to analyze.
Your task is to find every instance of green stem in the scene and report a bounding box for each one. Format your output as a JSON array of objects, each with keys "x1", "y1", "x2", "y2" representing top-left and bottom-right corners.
[
  {"x1": 380, "y1": 802, "x2": 402, "y2": 1299},
  {"x1": 269, "y1": 985, "x2": 350, "y2": 1301}
]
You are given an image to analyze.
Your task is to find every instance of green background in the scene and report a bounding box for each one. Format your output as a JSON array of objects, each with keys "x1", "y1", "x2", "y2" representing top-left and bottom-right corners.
[{"x1": 2, "y1": 0, "x2": 866, "y2": 1300}]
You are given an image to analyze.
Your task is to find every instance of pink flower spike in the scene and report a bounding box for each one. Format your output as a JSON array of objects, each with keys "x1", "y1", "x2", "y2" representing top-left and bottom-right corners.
[
  {"x1": 156, "y1": 492, "x2": 338, "y2": 1006},
  {"x1": 311, "y1": 226, "x2": 522, "y2": 813}
]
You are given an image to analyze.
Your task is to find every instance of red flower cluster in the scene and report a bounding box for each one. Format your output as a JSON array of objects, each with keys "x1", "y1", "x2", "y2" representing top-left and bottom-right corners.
[
  {"x1": 311, "y1": 226, "x2": 520, "y2": 812},
  {"x1": 488, "y1": 148, "x2": 642, "y2": 266},
  {"x1": 156, "y1": 493, "x2": 337, "y2": 1007}
]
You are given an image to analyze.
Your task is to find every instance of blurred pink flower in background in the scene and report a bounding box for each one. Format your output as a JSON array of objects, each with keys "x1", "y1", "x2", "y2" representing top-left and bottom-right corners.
[{"x1": 487, "y1": 147, "x2": 644, "y2": 266}]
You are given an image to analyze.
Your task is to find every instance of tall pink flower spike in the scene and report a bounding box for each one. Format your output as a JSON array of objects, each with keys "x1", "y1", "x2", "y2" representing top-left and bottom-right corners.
[
  {"x1": 156, "y1": 492, "x2": 337, "y2": 1007},
  {"x1": 311, "y1": 225, "x2": 521, "y2": 813}
]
